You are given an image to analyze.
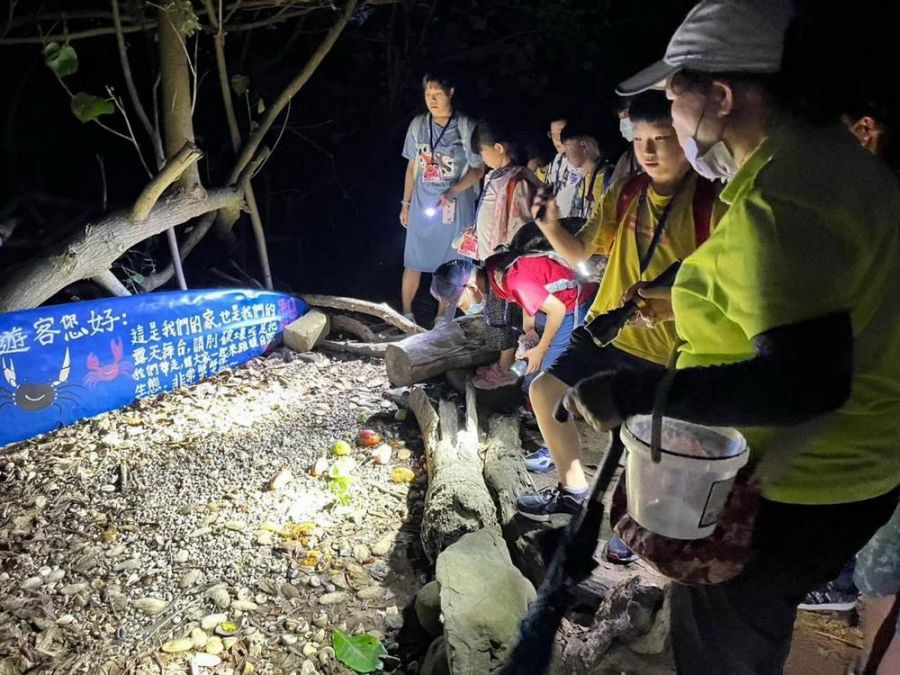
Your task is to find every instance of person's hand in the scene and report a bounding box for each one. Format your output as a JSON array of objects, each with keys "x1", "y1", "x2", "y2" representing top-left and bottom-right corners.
[
  {"x1": 622, "y1": 283, "x2": 674, "y2": 328},
  {"x1": 531, "y1": 189, "x2": 559, "y2": 226},
  {"x1": 399, "y1": 203, "x2": 410, "y2": 228},
  {"x1": 515, "y1": 330, "x2": 540, "y2": 358},
  {"x1": 439, "y1": 187, "x2": 457, "y2": 207},
  {"x1": 562, "y1": 372, "x2": 623, "y2": 432},
  {"x1": 520, "y1": 344, "x2": 548, "y2": 374}
]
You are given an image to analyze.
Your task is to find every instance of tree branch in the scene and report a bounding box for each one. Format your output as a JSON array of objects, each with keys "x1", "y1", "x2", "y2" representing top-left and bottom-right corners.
[
  {"x1": 91, "y1": 269, "x2": 131, "y2": 297},
  {"x1": 224, "y1": 0, "x2": 358, "y2": 194},
  {"x1": 0, "y1": 188, "x2": 241, "y2": 312},
  {"x1": 300, "y1": 294, "x2": 425, "y2": 335},
  {"x1": 131, "y1": 144, "x2": 203, "y2": 221},
  {"x1": 112, "y1": 0, "x2": 163, "y2": 165}
]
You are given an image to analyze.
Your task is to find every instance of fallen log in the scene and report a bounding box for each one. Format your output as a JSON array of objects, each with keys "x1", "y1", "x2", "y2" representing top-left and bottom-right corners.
[
  {"x1": 483, "y1": 415, "x2": 533, "y2": 530},
  {"x1": 419, "y1": 388, "x2": 500, "y2": 561},
  {"x1": 330, "y1": 314, "x2": 376, "y2": 342},
  {"x1": 300, "y1": 294, "x2": 424, "y2": 336},
  {"x1": 385, "y1": 316, "x2": 499, "y2": 387},
  {"x1": 318, "y1": 340, "x2": 388, "y2": 358},
  {"x1": 408, "y1": 387, "x2": 440, "y2": 483}
]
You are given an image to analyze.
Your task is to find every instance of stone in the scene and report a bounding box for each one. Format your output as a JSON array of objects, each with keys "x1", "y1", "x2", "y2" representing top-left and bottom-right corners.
[
  {"x1": 205, "y1": 636, "x2": 224, "y2": 655},
  {"x1": 281, "y1": 633, "x2": 299, "y2": 646},
  {"x1": 435, "y1": 529, "x2": 536, "y2": 674},
  {"x1": 420, "y1": 635, "x2": 451, "y2": 675},
  {"x1": 191, "y1": 627, "x2": 209, "y2": 649},
  {"x1": 352, "y1": 545, "x2": 371, "y2": 564},
  {"x1": 371, "y1": 532, "x2": 395, "y2": 557},
  {"x1": 284, "y1": 310, "x2": 330, "y2": 353},
  {"x1": 357, "y1": 585, "x2": 384, "y2": 601},
  {"x1": 318, "y1": 591, "x2": 348, "y2": 606},
  {"x1": 414, "y1": 581, "x2": 442, "y2": 638},
  {"x1": 300, "y1": 660, "x2": 319, "y2": 675},
  {"x1": 384, "y1": 605, "x2": 404, "y2": 631}
]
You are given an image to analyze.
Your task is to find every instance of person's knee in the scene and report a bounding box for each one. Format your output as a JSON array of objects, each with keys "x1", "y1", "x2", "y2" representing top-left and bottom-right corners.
[{"x1": 530, "y1": 372, "x2": 566, "y2": 413}]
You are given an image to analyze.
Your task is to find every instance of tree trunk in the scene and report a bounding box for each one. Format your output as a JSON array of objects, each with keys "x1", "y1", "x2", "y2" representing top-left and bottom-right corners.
[
  {"x1": 483, "y1": 415, "x2": 533, "y2": 530},
  {"x1": 158, "y1": 2, "x2": 202, "y2": 193},
  {"x1": 385, "y1": 316, "x2": 499, "y2": 387},
  {"x1": 420, "y1": 394, "x2": 500, "y2": 562},
  {"x1": 0, "y1": 188, "x2": 240, "y2": 312}
]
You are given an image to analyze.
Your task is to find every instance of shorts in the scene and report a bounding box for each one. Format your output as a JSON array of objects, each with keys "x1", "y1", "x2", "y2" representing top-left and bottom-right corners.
[
  {"x1": 855, "y1": 503, "x2": 900, "y2": 635},
  {"x1": 546, "y1": 326, "x2": 666, "y2": 387}
]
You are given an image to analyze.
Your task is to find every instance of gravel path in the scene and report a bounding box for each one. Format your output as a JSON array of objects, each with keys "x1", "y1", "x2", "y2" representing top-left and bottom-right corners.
[{"x1": 0, "y1": 350, "x2": 427, "y2": 674}]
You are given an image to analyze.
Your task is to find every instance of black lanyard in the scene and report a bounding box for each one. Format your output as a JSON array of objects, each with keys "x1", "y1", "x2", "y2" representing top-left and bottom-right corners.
[
  {"x1": 428, "y1": 111, "x2": 455, "y2": 159},
  {"x1": 636, "y1": 174, "x2": 690, "y2": 276}
]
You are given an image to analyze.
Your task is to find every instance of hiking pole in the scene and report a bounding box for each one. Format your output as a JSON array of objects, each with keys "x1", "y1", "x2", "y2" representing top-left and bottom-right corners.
[{"x1": 502, "y1": 430, "x2": 626, "y2": 675}]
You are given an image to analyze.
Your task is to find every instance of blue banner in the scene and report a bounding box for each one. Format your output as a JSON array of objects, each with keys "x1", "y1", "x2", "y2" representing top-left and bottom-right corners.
[{"x1": 0, "y1": 289, "x2": 307, "y2": 448}]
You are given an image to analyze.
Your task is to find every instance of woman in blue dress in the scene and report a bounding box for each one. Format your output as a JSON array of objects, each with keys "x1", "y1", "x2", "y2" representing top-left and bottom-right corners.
[{"x1": 399, "y1": 73, "x2": 484, "y2": 323}]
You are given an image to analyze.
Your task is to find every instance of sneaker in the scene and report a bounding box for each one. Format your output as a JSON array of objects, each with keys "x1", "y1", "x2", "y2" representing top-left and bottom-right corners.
[
  {"x1": 797, "y1": 581, "x2": 858, "y2": 612},
  {"x1": 524, "y1": 447, "x2": 555, "y2": 474},
  {"x1": 604, "y1": 534, "x2": 639, "y2": 564},
  {"x1": 516, "y1": 486, "x2": 587, "y2": 522},
  {"x1": 473, "y1": 363, "x2": 519, "y2": 390}
]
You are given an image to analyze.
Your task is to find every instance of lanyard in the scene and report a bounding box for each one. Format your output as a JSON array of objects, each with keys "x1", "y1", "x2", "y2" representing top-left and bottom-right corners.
[
  {"x1": 636, "y1": 174, "x2": 690, "y2": 276},
  {"x1": 428, "y1": 111, "x2": 455, "y2": 158}
]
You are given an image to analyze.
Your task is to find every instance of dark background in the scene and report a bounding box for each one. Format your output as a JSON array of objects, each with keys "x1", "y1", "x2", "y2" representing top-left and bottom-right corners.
[{"x1": 0, "y1": 0, "x2": 892, "y2": 310}]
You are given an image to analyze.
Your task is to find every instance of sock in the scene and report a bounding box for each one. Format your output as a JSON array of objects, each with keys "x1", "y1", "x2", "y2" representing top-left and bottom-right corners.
[{"x1": 560, "y1": 484, "x2": 589, "y2": 498}]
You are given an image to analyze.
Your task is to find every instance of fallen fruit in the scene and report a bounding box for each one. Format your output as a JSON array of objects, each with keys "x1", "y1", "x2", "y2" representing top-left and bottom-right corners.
[
  {"x1": 311, "y1": 456, "x2": 329, "y2": 477},
  {"x1": 357, "y1": 429, "x2": 381, "y2": 447},
  {"x1": 268, "y1": 469, "x2": 293, "y2": 491},
  {"x1": 332, "y1": 440, "x2": 352, "y2": 456},
  {"x1": 370, "y1": 444, "x2": 392, "y2": 465},
  {"x1": 390, "y1": 467, "x2": 416, "y2": 484}
]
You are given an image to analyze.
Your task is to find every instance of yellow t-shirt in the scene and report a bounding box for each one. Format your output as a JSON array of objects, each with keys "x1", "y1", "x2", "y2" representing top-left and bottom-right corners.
[
  {"x1": 673, "y1": 123, "x2": 900, "y2": 505},
  {"x1": 580, "y1": 173, "x2": 716, "y2": 365}
]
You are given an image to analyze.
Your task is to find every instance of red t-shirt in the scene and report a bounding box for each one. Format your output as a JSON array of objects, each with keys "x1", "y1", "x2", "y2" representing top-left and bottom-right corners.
[{"x1": 491, "y1": 256, "x2": 597, "y2": 316}]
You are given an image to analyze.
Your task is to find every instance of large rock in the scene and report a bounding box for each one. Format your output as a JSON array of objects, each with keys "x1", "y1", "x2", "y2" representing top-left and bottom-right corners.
[
  {"x1": 283, "y1": 310, "x2": 330, "y2": 353},
  {"x1": 415, "y1": 580, "x2": 443, "y2": 638},
  {"x1": 436, "y1": 528, "x2": 536, "y2": 674}
]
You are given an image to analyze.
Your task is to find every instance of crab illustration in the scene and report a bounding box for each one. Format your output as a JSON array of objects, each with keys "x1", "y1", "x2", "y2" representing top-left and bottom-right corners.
[
  {"x1": 83, "y1": 338, "x2": 133, "y2": 388},
  {"x1": 1, "y1": 348, "x2": 80, "y2": 413}
]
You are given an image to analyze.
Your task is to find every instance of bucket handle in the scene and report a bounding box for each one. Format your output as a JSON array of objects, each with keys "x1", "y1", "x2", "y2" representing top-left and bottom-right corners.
[{"x1": 649, "y1": 347, "x2": 680, "y2": 464}]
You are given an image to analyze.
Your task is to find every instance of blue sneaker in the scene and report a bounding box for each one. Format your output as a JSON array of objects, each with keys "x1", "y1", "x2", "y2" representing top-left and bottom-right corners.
[
  {"x1": 604, "y1": 534, "x2": 639, "y2": 564},
  {"x1": 516, "y1": 486, "x2": 587, "y2": 522},
  {"x1": 524, "y1": 447, "x2": 555, "y2": 474}
]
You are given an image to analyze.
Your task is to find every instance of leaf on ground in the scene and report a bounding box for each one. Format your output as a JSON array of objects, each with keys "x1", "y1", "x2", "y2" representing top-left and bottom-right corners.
[
  {"x1": 332, "y1": 628, "x2": 387, "y2": 673},
  {"x1": 71, "y1": 93, "x2": 115, "y2": 123},
  {"x1": 44, "y1": 42, "x2": 78, "y2": 78}
]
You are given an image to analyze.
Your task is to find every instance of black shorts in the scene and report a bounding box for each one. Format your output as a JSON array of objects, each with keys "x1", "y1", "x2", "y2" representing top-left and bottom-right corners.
[{"x1": 546, "y1": 326, "x2": 666, "y2": 387}]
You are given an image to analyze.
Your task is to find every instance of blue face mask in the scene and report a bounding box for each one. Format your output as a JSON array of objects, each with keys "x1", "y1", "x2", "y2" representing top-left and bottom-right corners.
[
  {"x1": 619, "y1": 117, "x2": 634, "y2": 142},
  {"x1": 465, "y1": 302, "x2": 483, "y2": 316}
]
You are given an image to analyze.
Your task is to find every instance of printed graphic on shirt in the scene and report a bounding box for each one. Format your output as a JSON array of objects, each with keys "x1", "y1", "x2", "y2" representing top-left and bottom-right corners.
[{"x1": 416, "y1": 144, "x2": 456, "y2": 183}]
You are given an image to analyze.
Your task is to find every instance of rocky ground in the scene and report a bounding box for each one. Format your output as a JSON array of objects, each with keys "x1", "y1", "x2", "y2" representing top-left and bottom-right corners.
[{"x1": 0, "y1": 349, "x2": 429, "y2": 674}]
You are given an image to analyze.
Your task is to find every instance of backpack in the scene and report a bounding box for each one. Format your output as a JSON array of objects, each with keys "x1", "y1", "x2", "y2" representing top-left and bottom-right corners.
[{"x1": 614, "y1": 172, "x2": 717, "y2": 246}]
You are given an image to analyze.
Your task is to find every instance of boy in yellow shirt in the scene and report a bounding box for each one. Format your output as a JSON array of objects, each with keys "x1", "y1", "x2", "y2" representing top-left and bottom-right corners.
[{"x1": 516, "y1": 91, "x2": 718, "y2": 524}]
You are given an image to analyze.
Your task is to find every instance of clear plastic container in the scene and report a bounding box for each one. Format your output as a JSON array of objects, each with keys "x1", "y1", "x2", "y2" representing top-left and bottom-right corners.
[{"x1": 620, "y1": 415, "x2": 748, "y2": 540}]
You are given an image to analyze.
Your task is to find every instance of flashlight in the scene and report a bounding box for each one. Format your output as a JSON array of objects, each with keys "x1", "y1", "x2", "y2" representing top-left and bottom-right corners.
[{"x1": 424, "y1": 206, "x2": 438, "y2": 218}]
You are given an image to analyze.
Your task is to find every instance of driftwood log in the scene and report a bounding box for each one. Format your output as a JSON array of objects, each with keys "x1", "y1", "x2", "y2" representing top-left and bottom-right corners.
[
  {"x1": 300, "y1": 294, "x2": 423, "y2": 336},
  {"x1": 483, "y1": 415, "x2": 533, "y2": 530},
  {"x1": 330, "y1": 314, "x2": 377, "y2": 342},
  {"x1": 385, "y1": 316, "x2": 499, "y2": 387},
  {"x1": 318, "y1": 339, "x2": 389, "y2": 358},
  {"x1": 416, "y1": 382, "x2": 500, "y2": 562}
]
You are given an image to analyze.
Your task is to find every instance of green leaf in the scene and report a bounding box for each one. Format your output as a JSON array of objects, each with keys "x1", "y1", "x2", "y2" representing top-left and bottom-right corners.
[
  {"x1": 230, "y1": 74, "x2": 250, "y2": 96},
  {"x1": 129, "y1": 272, "x2": 146, "y2": 283},
  {"x1": 256, "y1": 98, "x2": 266, "y2": 115},
  {"x1": 71, "y1": 93, "x2": 115, "y2": 123},
  {"x1": 44, "y1": 42, "x2": 79, "y2": 78},
  {"x1": 332, "y1": 629, "x2": 388, "y2": 673}
]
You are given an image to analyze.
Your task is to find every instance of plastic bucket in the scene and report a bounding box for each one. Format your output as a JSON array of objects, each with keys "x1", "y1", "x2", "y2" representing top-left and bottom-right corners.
[{"x1": 620, "y1": 415, "x2": 748, "y2": 540}]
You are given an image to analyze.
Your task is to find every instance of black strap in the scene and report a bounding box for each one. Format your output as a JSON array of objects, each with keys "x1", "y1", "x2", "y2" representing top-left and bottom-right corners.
[
  {"x1": 428, "y1": 111, "x2": 455, "y2": 157},
  {"x1": 636, "y1": 174, "x2": 690, "y2": 276}
]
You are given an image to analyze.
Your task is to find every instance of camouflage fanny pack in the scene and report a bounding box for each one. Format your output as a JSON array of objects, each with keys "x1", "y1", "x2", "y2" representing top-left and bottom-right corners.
[{"x1": 610, "y1": 462, "x2": 762, "y2": 585}]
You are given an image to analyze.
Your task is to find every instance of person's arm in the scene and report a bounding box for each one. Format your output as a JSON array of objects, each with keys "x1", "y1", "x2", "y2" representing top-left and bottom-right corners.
[
  {"x1": 521, "y1": 295, "x2": 566, "y2": 374},
  {"x1": 400, "y1": 159, "x2": 415, "y2": 227},
  {"x1": 440, "y1": 164, "x2": 486, "y2": 205},
  {"x1": 531, "y1": 195, "x2": 593, "y2": 265},
  {"x1": 566, "y1": 312, "x2": 853, "y2": 429}
]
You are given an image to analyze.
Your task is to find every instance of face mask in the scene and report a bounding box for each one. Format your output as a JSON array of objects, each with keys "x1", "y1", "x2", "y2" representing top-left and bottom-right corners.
[
  {"x1": 619, "y1": 117, "x2": 634, "y2": 142},
  {"x1": 465, "y1": 302, "x2": 483, "y2": 316},
  {"x1": 682, "y1": 109, "x2": 737, "y2": 182}
]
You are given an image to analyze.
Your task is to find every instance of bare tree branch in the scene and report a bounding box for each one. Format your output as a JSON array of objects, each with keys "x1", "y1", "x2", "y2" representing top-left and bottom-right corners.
[
  {"x1": 91, "y1": 269, "x2": 131, "y2": 296},
  {"x1": 132, "y1": 144, "x2": 203, "y2": 221}
]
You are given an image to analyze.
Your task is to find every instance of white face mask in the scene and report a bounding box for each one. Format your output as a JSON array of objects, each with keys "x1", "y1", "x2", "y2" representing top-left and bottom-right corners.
[
  {"x1": 683, "y1": 109, "x2": 737, "y2": 182},
  {"x1": 465, "y1": 302, "x2": 483, "y2": 316},
  {"x1": 619, "y1": 117, "x2": 634, "y2": 142}
]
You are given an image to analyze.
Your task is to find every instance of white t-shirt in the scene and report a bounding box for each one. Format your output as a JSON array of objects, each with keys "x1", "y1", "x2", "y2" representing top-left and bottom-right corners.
[{"x1": 545, "y1": 153, "x2": 582, "y2": 218}]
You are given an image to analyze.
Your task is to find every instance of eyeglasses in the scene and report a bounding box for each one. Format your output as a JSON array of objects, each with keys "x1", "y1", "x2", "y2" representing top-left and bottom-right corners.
[{"x1": 546, "y1": 132, "x2": 562, "y2": 140}]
